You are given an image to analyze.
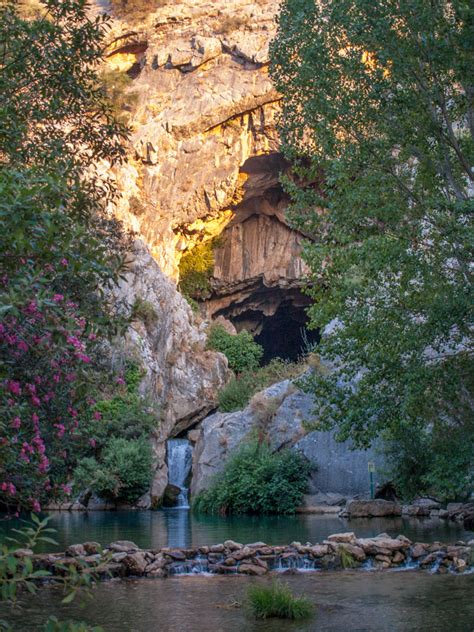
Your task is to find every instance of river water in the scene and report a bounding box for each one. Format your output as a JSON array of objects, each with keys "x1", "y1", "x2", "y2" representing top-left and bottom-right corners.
[
  {"x1": 1, "y1": 571, "x2": 473, "y2": 631},
  {"x1": 1, "y1": 510, "x2": 472, "y2": 552}
]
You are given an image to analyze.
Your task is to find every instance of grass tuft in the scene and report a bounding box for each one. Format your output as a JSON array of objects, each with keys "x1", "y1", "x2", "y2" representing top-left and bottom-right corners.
[{"x1": 247, "y1": 579, "x2": 314, "y2": 620}]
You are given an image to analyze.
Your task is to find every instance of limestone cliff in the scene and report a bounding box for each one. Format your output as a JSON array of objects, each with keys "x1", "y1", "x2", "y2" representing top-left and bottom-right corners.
[
  {"x1": 114, "y1": 243, "x2": 230, "y2": 506},
  {"x1": 92, "y1": 0, "x2": 317, "y2": 502},
  {"x1": 101, "y1": 0, "x2": 314, "y2": 356}
]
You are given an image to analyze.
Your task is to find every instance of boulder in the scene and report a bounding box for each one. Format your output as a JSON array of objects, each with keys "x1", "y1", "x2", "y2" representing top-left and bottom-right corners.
[
  {"x1": 66, "y1": 544, "x2": 86, "y2": 557},
  {"x1": 238, "y1": 563, "x2": 268, "y2": 576},
  {"x1": 162, "y1": 484, "x2": 181, "y2": 507},
  {"x1": 109, "y1": 540, "x2": 139, "y2": 553},
  {"x1": 412, "y1": 498, "x2": 441, "y2": 509},
  {"x1": 346, "y1": 499, "x2": 402, "y2": 517},
  {"x1": 83, "y1": 542, "x2": 101, "y2": 555},
  {"x1": 327, "y1": 532, "x2": 356, "y2": 544},
  {"x1": 223, "y1": 540, "x2": 243, "y2": 551},
  {"x1": 122, "y1": 552, "x2": 148, "y2": 576},
  {"x1": 310, "y1": 545, "x2": 330, "y2": 557},
  {"x1": 410, "y1": 544, "x2": 428, "y2": 559}
]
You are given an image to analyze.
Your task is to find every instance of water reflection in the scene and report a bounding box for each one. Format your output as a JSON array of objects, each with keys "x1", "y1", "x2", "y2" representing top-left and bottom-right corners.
[
  {"x1": 2, "y1": 571, "x2": 473, "y2": 631},
  {"x1": 166, "y1": 508, "x2": 192, "y2": 548},
  {"x1": 1, "y1": 510, "x2": 472, "y2": 552}
]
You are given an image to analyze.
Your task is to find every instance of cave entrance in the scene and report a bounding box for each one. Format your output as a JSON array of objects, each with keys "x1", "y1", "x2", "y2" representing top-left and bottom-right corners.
[{"x1": 231, "y1": 298, "x2": 320, "y2": 364}]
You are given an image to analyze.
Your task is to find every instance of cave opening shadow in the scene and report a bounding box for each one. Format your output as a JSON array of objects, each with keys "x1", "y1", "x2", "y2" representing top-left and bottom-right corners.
[{"x1": 237, "y1": 300, "x2": 320, "y2": 364}]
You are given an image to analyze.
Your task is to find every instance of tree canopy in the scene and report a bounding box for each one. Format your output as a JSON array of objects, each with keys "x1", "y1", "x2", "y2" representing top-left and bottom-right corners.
[
  {"x1": 0, "y1": 0, "x2": 149, "y2": 511},
  {"x1": 271, "y1": 0, "x2": 473, "y2": 498}
]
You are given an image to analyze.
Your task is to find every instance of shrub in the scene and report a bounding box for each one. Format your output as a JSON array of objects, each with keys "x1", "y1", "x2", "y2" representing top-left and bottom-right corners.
[
  {"x1": 339, "y1": 547, "x2": 357, "y2": 569},
  {"x1": 207, "y1": 324, "x2": 263, "y2": 373},
  {"x1": 217, "y1": 358, "x2": 305, "y2": 412},
  {"x1": 74, "y1": 436, "x2": 152, "y2": 504},
  {"x1": 178, "y1": 240, "x2": 218, "y2": 299},
  {"x1": 72, "y1": 362, "x2": 157, "y2": 504},
  {"x1": 193, "y1": 440, "x2": 310, "y2": 515},
  {"x1": 218, "y1": 374, "x2": 256, "y2": 412},
  {"x1": 247, "y1": 580, "x2": 314, "y2": 620},
  {"x1": 132, "y1": 297, "x2": 158, "y2": 328}
]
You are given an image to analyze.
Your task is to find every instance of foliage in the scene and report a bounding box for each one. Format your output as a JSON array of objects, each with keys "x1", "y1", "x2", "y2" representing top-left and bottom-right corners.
[
  {"x1": 207, "y1": 324, "x2": 263, "y2": 373},
  {"x1": 271, "y1": 0, "x2": 474, "y2": 495},
  {"x1": 218, "y1": 358, "x2": 305, "y2": 412},
  {"x1": 74, "y1": 437, "x2": 152, "y2": 505},
  {"x1": 339, "y1": 547, "x2": 357, "y2": 569},
  {"x1": 72, "y1": 363, "x2": 156, "y2": 505},
  {"x1": 131, "y1": 297, "x2": 158, "y2": 328},
  {"x1": 0, "y1": 0, "x2": 132, "y2": 512},
  {"x1": 383, "y1": 423, "x2": 473, "y2": 502},
  {"x1": 193, "y1": 440, "x2": 310, "y2": 515},
  {"x1": 178, "y1": 240, "x2": 218, "y2": 300},
  {"x1": 0, "y1": 515, "x2": 104, "y2": 631},
  {"x1": 218, "y1": 374, "x2": 256, "y2": 413},
  {"x1": 246, "y1": 580, "x2": 314, "y2": 620}
]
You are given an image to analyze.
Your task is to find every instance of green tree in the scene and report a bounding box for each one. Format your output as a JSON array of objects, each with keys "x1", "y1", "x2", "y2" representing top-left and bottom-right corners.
[
  {"x1": 0, "y1": 0, "x2": 131, "y2": 511},
  {"x1": 271, "y1": 1, "x2": 473, "y2": 496}
]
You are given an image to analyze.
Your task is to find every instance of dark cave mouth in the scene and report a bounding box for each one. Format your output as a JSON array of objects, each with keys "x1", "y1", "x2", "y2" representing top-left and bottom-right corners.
[{"x1": 231, "y1": 299, "x2": 320, "y2": 364}]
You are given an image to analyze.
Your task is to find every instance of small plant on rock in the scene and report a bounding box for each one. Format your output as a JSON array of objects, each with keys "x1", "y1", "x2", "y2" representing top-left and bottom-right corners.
[
  {"x1": 339, "y1": 547, "x2": 357, "y2": 569},
  {"x1": 247, "y1": 579, "x2": 314, "y2": 620}
]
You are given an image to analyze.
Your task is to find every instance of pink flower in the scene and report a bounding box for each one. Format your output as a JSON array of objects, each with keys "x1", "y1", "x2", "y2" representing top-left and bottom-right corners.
[
  {"x1": 77, "y1": 353, "x2": 91, "y2": 363},
  {"x1": 17, "y1": 340, "x2": 28, "y2": 352},
  {"x1": 61, "y1": 484, "x2": 72, "y2": 496},
  {"x1": 11, "y1": 417, "x2": 21, "y2": 430},
  {"x1": 93, "y1": 411, "x2": 102, "y2": 421},
  {"x1": 31, "y1": 396, "x2": 41, "y2": 407},
  {"x1": 53, "y1": 293, "x2": 64, "y2": 302},
  {"x1": 31, "y1": 499, "x2": 41, "y2": 512},
  {"x1": 60, "y1": 258, "x2": 68, "y2": 267},
  {"x1": 116, "y1": 376, "x2": 126, "y2": 386},
  {"x1": 89, "y1": 438, "x2": 96, "y2": 448},
  {"x1": 1, "y1": 482, "x2": 16, "y2": 496},
  {"x1": 54, "y1": 423, "x2": 66, "y2": 439},
  {"x1": 7, "y1": 380, "x2": 21, "y2": 395}
]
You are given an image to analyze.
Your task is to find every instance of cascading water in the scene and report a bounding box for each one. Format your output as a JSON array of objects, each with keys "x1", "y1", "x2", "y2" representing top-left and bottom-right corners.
[{"x1": 167, "y1": 439, "x2": 193, "y2": 509}]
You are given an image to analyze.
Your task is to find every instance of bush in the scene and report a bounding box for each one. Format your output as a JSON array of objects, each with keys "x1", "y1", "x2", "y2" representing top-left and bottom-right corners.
[
  {"x1": 131, "y1": 297, "x2": 158, "y2": 328},
  {"x1": 72, "y1": 362, "x2": 157, "y2": 504},
  {"x1": 193, "y1": 441, "x2": 310, "y2": 515},
  {"x1": 178, "y1": 240, "x2": 218, "y2": 300},
  {"x1": 218, "y1": 374, "x2": 256, "y2": 412},
  {"x1": 74, "y1": 436, "x2": 152, "y2": 504},
  {"x1": 207, "y1": 324, "x2": 263, "y2": 373},
  {"x1": 247, "y1": 580, "x2": 314, "y2": 620},
  {"x1": 218, "y1": 358, "x2": 305, "y2": 412}
]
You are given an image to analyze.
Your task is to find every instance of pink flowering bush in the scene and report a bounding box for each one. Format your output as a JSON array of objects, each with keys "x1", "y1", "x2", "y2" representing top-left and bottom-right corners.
[{"x1": 0, "y1": 266, "x2": 103, "y2": 510}]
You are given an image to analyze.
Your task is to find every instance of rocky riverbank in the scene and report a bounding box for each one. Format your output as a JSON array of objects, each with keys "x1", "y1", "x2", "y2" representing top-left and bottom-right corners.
[{"x1": 15, "y1": 533, "x2": 474, "y2": 581}]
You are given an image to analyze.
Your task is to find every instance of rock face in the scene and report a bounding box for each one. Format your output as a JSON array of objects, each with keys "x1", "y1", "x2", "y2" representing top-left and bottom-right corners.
[
  {"x1": 101, "y1": 1, "x2": 313, "y2": 355},
  {"x1": 115, "y1": 243, "x2": 230, "y2": 505},
  {"x1": 191, "y1": 379, "x2": 385, "y2": 498},
  {"x1": 106, "y1": 0, "x2": 284, "y2": 278}
]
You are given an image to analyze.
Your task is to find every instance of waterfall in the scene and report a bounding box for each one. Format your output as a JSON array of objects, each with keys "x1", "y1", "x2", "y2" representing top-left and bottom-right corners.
[{"x1": 167, "y1": 439, "x2": 193, "y2": 509}]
